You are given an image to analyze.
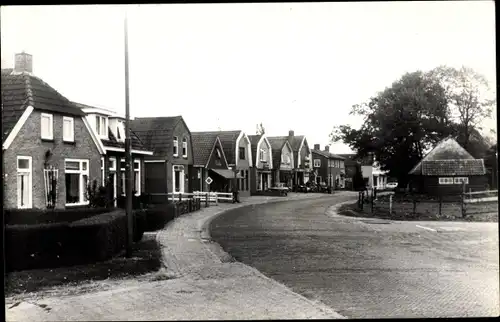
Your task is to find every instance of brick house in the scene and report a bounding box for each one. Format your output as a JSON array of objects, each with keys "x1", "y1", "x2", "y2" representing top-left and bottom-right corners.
[
  {"x1": 311, "y1": 144, "x2": 345, "y2": 188},
  {"x1": 248, "y1": 133, "x2": 273, "y2": 194},
  {"x1": 130, "y1": 116, "x2": 193, "y2": 198},
  {"x1": 190, "y1": 132, "x2": 239, "y2": 193},
  {"x1": 267, "y1": 136, "x2": 294, "y2": 188},
  {"x1": 72, "y1": 102, "x2": 153, "y2": 206},
  {"x1": 408, "y1": 137, "x2": 488, "y2": 195},
  {"x1": 195, "y1": 131, "x2": 253, "y2": 197},
  {"x1": 286, "y1": 130, "x2": 313, "y2": 190},
  {"x1": 2, "y1": 53, "x2": 104, "y2": 209}
]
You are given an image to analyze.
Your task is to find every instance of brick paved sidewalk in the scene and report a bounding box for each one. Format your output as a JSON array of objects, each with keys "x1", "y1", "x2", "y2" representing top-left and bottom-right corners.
[{"x1": 6, "y1": 193, "x2": 347, "y2": 321}]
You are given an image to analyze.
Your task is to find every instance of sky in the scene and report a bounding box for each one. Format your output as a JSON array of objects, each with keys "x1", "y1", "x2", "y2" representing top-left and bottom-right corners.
[{"x1": 1, "y1": 2, "x2": 496, "y2": 154}]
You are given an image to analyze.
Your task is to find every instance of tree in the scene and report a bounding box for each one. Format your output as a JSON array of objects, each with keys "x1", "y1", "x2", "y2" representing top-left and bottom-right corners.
[
  {"x1": 331, "y1": 71, "x2": 453, "y2": 187},
  {"x1": 426, "y1": 66, "x2": 495, "y2": 150},
  {"x1": 256, "y1": 122, "x2": 265, "y2": 135}
]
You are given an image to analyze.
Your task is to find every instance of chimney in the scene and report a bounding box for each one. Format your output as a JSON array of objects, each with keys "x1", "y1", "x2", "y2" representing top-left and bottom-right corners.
[
  {"x1": 288, "y1": 130, "x2": 294, "y2": 140},
  {"x1": 314, "y1": 144, "x2": 320, "y2": 150},
  {"x1": 14, "y1": 52, "x2": 33, "y2": 74},
  {"x1": 325, "y1": 146, "x2": 330, "y2": 152}
]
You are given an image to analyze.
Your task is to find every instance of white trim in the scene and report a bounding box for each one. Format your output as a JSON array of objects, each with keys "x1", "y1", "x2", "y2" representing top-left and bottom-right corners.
[
  {"x1": 109, "y1": 157, "x2": 117, "y2": 206},
  {"x1": 313, "y1": 159, "x2": 321, "y2": 168},
  {"x1": 297, "y1": 137, "x2": 306, "y2": 168},
  {"x1": 17, "y1": 156, "x2": 33, "y2": 209},
  {"x1": 95, "y1": 114, "x2": 109, "y2": 139},
  {"x1": 205, "y1": 137, "x2": 229, "y2": 168},
  {"x1": 3, "y1": 105, "x2": 34, "y2": 150},
  {"x1": 256, "y1": 135, "x2": 273, "y2": 170},
  {"x1": 235, "y1": 131, "x2": 253, "y2": 168},
  {"x1": 101, "y1": 157, "x2": 105, "y2": 185},
  {"x1": 172, "y1": 165, "x2": 185, "y2": 193},
  {"x1": 283, "y1": 141, "x2": 294, "y2": 168},
  {"x1": 120, "y1": 159, "x2": 141, "y2": 196},
  {"x1": 63, "y1": 116, "x2": 75, "y2": 142},
  {"x1": 82, "y1": 116, "x2": 106, "y2": 155},
  {"x1": 144, "y1": 160, "x2": 166, "y2": 163},
  {"x1": 64, "y1": 158, "x2": 90, "y2": 206},
  {"x1": 182, "y1": 137, "x2": 188, "y2": 158},
  {"x1": 104, "y1": 146, "x2": 154, "y2": 155},
  {"x1": 40, "y1": 112, "x2": 54, "y2": 140}
]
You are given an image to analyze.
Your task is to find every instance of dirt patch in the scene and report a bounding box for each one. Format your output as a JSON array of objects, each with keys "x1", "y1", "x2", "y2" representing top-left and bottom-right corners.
[
  {"x1": 5, "y1": 233, "x2": 164, "y2": 302},
  {"x1": 338, "y1": 202, "x2": 498, "y2": 222}
]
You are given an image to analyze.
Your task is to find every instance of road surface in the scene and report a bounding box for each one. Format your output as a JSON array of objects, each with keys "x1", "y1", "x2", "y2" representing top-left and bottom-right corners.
[{"x1": 210, "y1": 193, "x2": 499, "y2": 318}]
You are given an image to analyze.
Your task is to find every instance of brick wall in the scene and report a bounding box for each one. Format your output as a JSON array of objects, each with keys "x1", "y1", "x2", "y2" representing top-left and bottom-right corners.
[{"x1": 4, "y1": 111, "x2": 101, "y2": 209}]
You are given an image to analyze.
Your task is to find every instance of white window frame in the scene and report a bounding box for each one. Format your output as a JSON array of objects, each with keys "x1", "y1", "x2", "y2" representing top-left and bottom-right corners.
[
  {"x1": 63, "y1": 116, "x2": 74, "y2": 142},
  {"x1": 101, "y1": 157, "x2": 105, "y2": 185},
  {"x1": 17, "y1": 156, "x2": 33, "y2": 209},
  {"x1": 182, "y1": 137, "x2": 188, "y2": 157},
  {"x1": 453, "y1": 177, "x2": 469, "y2": 184},
  {"x1": 121, "y1": 159, "x2": 141, "y2": 196},
  {"x1": 95, "y1": 115, "x2": 108, "y2": 138},
  {"x1": 64, "y1": 158, "x2": 89, "y2": 206},
  {"x1": 313, "y1": 159, "x2": 321, "y2": 168},
  {"x1": 173, "y1": 136, "x2": 179, "y2": 157},
  {"x1": 260, "y1": 149, "x2": 265, "y2": 161},
  {"x1": 438, "y1": 177, "x2": 454, "y2": 185},
  {"x1": 41, "y1": 113, "x2": 53, "y2": 140}
]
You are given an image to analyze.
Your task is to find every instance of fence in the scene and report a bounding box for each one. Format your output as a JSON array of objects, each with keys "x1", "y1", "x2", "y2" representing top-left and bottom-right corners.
[
  {"x1": 146, "y1": 191, "x2": 233, "y2": 206},
  {"x1": 356, "y1": 189, "x2": 498, "y2": 218}
]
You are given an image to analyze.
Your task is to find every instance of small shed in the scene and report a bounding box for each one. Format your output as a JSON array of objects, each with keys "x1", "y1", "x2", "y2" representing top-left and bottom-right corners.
[{"x1": 408, "y1": 137, "x2": 487, "y2": 195}]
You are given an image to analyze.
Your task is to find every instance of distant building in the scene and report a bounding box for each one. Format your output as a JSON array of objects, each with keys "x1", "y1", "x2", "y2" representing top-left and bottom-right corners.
[
  {"x1": 408, "y1": 137, "x2": 487, "y2": 195},
  {"x1": 337, "y1": 153, "x2": 388, "y2": 190},
  {"x1": 311, "y1": 145, "x2": 345, "y2": 188}
]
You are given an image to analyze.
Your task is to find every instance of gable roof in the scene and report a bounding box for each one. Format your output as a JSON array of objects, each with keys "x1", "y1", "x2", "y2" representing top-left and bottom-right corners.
[
  {"x1": 2, "y1": 68, "x2": 85, "y2": 143},
  {"x1": 191, "y1": 132, "x2": 221, "y2": 167},
  {"x1": 312, "y1": 149, "x2": 346, "y2": 160},
  {"x1": 409, "y1": 137, "x2": 478, "y2": 175},
  {"x1": 193, "y1": 130, "x2": 242, "y2": 165},
  {"x1": 267, "y1": 136, "x2": 291, "y2": 169},
  {"x1": 248, "y1": 134, "x2": 262, "y2": 165},
  {"x1": 419, "y1": 160, "x2": 486, "y2": 176},
  {"x1": 131, "y1": 116, "x2": 188, "y2": 155}
]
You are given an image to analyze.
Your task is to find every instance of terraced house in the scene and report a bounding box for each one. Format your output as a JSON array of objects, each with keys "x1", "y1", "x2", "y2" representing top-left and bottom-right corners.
[
  {"x1": 286, "y1": 130, "x2": 313, "y2": 190},
  {"x1": 267, "y1": 136, "x2": 294, "y2": 188},
  {"x1": 131, "y1": 116, "x2": 193, "y2": 198},
  {"x1": 248, "y1": 133, "x2": 273, "y2": 194},
  {"x1": 311, "y1": 144, "x2": 345, "y2": 188},
  {"x1": 72, "y1": 102, "x2": 153, "y2": 206},
  {"x1": 200, "y1": 131, "x2": 252, "y2": 197},
  {"x1": 2, "y1": 53, "x2": 104, "y2": 209},
  {"x1": 190, "y1": 132, "x2": 234, "y2": 193}
]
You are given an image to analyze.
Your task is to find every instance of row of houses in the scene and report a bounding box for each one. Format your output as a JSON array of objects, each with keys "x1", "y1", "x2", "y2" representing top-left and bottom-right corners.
[{"x1": 2, "y1": 52, "x2": 358, "y2": 210}]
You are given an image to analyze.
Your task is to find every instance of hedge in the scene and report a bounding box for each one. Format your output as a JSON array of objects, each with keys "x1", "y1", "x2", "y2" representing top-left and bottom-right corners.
[
  {"x1": 5, "y1": 209, "x2": 146, "y2": 272},
  {"x1": 143, "y1": 199, "x2": 201, "y2": 232},
  {"x1": 4, "y1": 207, "x2": 110, "y2": 225}
]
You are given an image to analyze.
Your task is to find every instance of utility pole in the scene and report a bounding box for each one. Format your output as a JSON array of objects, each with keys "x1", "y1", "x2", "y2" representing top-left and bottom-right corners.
[{"x1": 124, "y1": 11, "x2": 133, "y2": 257}]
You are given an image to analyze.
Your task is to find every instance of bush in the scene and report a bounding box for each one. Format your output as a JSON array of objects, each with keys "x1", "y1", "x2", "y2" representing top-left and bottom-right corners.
[
  {"x1": 5, "y1": 209, "x2": 147, "y2": 272},
  {"x1": 143, "y1": 203, "x2": 178, "y2": 232},
  {"x1": 5, "y1": 207, "x2": 110, "y2": 225}
]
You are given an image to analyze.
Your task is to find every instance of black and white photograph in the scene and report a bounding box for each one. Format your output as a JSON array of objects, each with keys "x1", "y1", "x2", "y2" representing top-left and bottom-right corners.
[{"x1": 1, "y1": 1, "x2": 498, "y2": 320}]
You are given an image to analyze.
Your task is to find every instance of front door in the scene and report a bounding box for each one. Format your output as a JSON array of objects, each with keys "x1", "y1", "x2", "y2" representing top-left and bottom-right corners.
[
  {"x1": 174, "y1": 170, "x2": 180, "y2": 192},
  {"x1": 108, "y1": 172, "x2": 116, "y2": 207},
  {"x1": 262, "y1": 173, "x2": 269, "y2": 190}
]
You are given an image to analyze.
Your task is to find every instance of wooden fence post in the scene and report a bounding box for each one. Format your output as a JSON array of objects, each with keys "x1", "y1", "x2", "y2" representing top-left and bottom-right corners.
[
  {"x1": 205, "y1": 192, "x2": 209, "y2": 208},
  {"x1": 412, "y1": 198, "x2": 417, "y2": 216},
  {"x1": 389, "y1": 194, "x2": 393, "y2": 215}
]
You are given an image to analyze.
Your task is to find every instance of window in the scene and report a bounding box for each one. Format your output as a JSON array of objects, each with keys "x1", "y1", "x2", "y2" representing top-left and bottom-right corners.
[
  {"x1": 182, "y1": 137, "x2": 188, "y2": 157},
  {"x1": 63, "y1": 116, "x2": 74, "y2": 142},
  {"x1": 41, "y1": 113, "x2": 53, "y2": 140},
  {"x1": 116, "y1": 121, "x2": 125, "y2": 142},
  {"x1": 101, "y1": 157, "x2": 105, "y2": 185},
  {"x1": 121, "y1": 159, "x2": 141, "y2": 196},
  {"x1": 313, "y1": 159, "x2": 321, "y2": 167},
  {"x1": 454, "y1": 177, "x2": 469, "y2": 184},
  {"x1": 17, "y1": 156, "x2": 32, "y2": 208},
  {"x1": 239, "y1": 147, "x2": 246, "y2": 160},
  {"x1": 173, "y1": 136, "x2": 178, "y2": 157},
  {"x1": 259, "y1": 149, "x2": 265, "y2": 161},
  {"x1": 215, "y1": 148, "x2": 222, "y2": 166},
  {"x1": 438, "y1": 177, "x2": 454, "y2": 185},
  {"x1": 95, "y1": 115, "x2": 108, "y2": 137},
  {"x1": 65, "y1": 159, "x2": 89, "y2": 206}
]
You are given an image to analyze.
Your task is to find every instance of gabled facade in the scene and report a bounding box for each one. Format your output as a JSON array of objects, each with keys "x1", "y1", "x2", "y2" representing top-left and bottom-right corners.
[
  {"x1": 190, "y1": 132, "x2": 236, "y2": 193},
  {"x1": 248, "y1": 134, "x2": 273, "y2": 194},
  {"x1": 408, "y1": 137, "x2": 487, "y2": 195},
  {"x1": 73, "y1": 102, "x2": 153, "y2": 206},
  {"x1": 131, "y1": 116, "x2": 193, "y2": 196},
  {"x1": 2, "y1": 53, "x2": 103, "y2": 209},
  {"x1": 197, "y1": 130, "x2": 253, "y2": 197},
  {"x1": 267, "y1": 136, "x2": 294, "y2": 188},
  {"x1": 286, "y1": 130, "x2": 313, "y2": 189}
]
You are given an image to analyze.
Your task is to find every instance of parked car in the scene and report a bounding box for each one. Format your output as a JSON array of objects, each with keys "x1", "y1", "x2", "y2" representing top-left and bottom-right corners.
[
  {"x1": 386, "y1": 182, "x2": 398, "y2": 190},
  {"x1": 318, "y1": 183, "x2": 329, "y2": 193},
  {"x1": 297, "y1": 184, "x2": 311, "y2": 193}
]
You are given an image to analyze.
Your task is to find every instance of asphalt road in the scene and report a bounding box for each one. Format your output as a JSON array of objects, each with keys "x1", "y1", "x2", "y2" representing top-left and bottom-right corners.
[{"x1": 210, "y1": 192, "x2": 500, "y2": 318}]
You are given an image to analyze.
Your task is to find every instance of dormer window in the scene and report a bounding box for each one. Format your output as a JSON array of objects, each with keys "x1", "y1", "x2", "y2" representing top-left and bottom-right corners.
[
  {"x1": 239, "y1": 147, "x2": 246, "y2": 160},
  {"x1": 215, "y1": 148, "x2": 222, "y2": 166},
  {"x1": 95, "y1": 115, "x2": 108, "y2": 138},
  {"x1": 173, "y1": 136, "x2": 178, "y2": 157},
  {"x1": 182, "y1": 137, "x2": 188, "y2": 157},
  {"x1": 116, "y1": 120, "x2": 125, "y2": 142},
  {"x1": 260, "y1": 149, "x2": 266, "y2": 161}
]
